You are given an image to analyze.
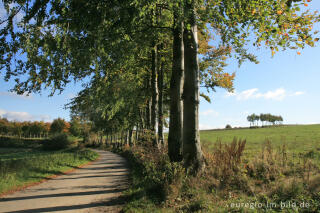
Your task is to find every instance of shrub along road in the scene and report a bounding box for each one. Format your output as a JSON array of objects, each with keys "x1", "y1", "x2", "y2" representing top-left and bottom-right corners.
[{"x1": 0, "y1": 150, "x2": 129, "y2": 213}]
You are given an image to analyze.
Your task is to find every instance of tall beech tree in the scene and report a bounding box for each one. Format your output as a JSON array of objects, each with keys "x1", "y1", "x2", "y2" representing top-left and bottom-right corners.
[
  {"x1": 181, "y1": 0, "x2": 319, "y2": 174},
  {"x1": 168, "y1": 5, "x2": 185, "y2": 162},
  {"x1": 182, "y1": 0, "x2": 205, "y2": 173}
]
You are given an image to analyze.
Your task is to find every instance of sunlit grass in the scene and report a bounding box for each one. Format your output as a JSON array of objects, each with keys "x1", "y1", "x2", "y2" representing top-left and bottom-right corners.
[
  {"x1": 200, "y1": 124, "x2": 320, "y2": 160},
  {"x1": 0, "y1": 148, "x2": 99, "y2": 194}
]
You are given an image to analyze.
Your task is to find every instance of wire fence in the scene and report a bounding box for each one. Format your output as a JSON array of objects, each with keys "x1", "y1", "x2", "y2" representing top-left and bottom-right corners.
[
  {"x1": 0, "y1": 149, "x2": 66, "y2": 162},
  {"x1": 0, "y1": 134, "x2": 49, "y2": 140}
]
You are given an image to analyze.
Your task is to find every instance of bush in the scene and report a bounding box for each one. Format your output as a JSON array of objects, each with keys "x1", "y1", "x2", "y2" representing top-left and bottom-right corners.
[
  {"x1": 0, "y1": 136, "x2": 43, "y2": 148},
  {"x1": 225, "y1": 124, "x2": 232, "y2": 129},
  {"x1": 117, "y1": 145, "x2": 185, "y2": 207},
  {"x1": 83, "y1": 132, "x2": 102, "y2": 147},
  {"x1": 43, "y1": 133, "x2": 74, "y2": 150}
]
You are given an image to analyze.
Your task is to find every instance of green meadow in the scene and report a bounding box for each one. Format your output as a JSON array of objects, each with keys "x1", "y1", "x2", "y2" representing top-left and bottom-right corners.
[
  {"x1": 201, "y1": 124, "x2": 320, "y2": 159},
  {"x1": 0, "y1": 148, "x2": 99, "y2": 194}
]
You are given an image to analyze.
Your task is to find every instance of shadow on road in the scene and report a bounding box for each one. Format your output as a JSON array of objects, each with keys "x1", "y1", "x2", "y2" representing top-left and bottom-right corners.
[
  {"x1": 0, "y1": 188, "x2": 125, "y2": 202},
  {"x1": 1, "y1": 150, "x2": 129, "y2": 213},
  {"x1": 3, "y1": 195, "x2": 127, "y2": 213}
]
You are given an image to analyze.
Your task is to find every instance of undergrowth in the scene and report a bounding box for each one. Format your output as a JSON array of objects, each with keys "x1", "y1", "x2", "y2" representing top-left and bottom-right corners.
[{"x1": 113, "y1": 137, "x2": 320, "y2": 212}]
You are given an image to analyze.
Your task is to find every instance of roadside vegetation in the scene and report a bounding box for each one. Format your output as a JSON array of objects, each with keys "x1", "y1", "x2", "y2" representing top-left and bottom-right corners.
[
  {"x1": 0, "y1": 147, "x2": 98, "y2": 195},
  {"x1": 0, "y1": 130, "x2": 99, "y2": 195},
  {"x1": 113, "y1": 125, "x2": 320, "y2": 212}
]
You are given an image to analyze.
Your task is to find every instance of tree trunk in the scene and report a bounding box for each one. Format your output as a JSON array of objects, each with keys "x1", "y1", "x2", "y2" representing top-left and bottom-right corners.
[
  {"x1": 168, "y1": 14, "x2": 184, "y2": 162},
  {"x1": 182, "y1": 1, "x2": 205, "y2": 174},
  {"x1": 121, "y1": 131, "x2": 124, "y2": 146},
  {"x1": 158, "y1": 48, "x2": 164, "y2": 147},
  {"x1": 135, "y1": 123, "x2": 139, "y2": 143},
  {"x1": 146, "y1": 100, "x2": 151, "y2": 129},
  {"x1": 151, "y1": 45, "x2": 159, "y2": 147},
  {"x1": 139, "y1": 109, "x2": 145, "y2": 129},
  {"x1": 147, "y1": 72, "x2": 152, "y2": 130},
  {"x1": 125, "y1": 130, "x2": 129, "y2": 146},
  {"x1": 105, "y1": 133, "x2": 109, "y2": 146},
  {"x1": 100, "y1": 134, "x2": 103, "y2": 145},
  {"x1": 129, "y1": 129, "x2": 133, "y2": 146}
]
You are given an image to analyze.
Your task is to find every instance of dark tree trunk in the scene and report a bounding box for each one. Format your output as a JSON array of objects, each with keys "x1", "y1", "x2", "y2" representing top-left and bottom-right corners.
[
  {"x1": 105, "y1": 133, "x2": 109, "y2": 146},
  {"x1": 115, "y1": 133, "x2": 118, "y2": 148},
  {"x1": 128, "y1": 129, "x2": 132, "y2": 146},
  {"x1": 139, "y1": 108, "x2": 145, "y2": 129},
  {"x1": 157, "y1": 50, "x2": 164, "y2": 147},
  {"x1": 146, "y1": 99, "x2": 151, "y2": 129},
  {"x1": 168, "y1": 14, "x2": 184, "y2": 162},
  {"x1": 135, "y1": 123, "x2": 139, "y2": 143},
  {"x1": 125, "y1": 130, "x2": 129, "y2": 146},
  {"x1": 121, "y1": 131, "x2": 124, "y2": 146},
  {"x1": 100, "y1": 134, "x2": 103, "y2": 145},
  {"x1": 146, "y1": 73, "x2": 152, "y2": 130},
  {"x1": 151, "y1": 45, "x2": 159, "y2": 147},
  {"x1": 182, "y1": 1, "x2": 205, "y2": 174}
]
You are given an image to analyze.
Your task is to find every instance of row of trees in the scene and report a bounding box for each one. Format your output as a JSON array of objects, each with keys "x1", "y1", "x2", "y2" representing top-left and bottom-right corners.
[
  {"x1": 1, "y1": 0, "x2": 318, "y2": 174},
  {"x1": 0, "y1": 117, "x2": 79, "y2": 138},
  {"x1": 247, "y1": 113, "x2": 284, "y2": 127}
]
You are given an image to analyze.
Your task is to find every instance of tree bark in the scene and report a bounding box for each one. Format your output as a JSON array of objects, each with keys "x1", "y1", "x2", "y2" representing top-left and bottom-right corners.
[
  {"x1": 125, "y1": 130, "x2": 129, "y2": 146},
  {"x1": 146, "y1": 75, "x2": 152, "y2": 130},
  {"x1": 151, "y1": 45, "x2": 159, "y2": 147},
  {"x1": 157, "y1": 49, "x2": 164, "y2": 147},
  {"x1": 182, "y1": 1, "x2": 205, "y2": 174},
  {"x1": 105, "y1": 133, "x2": 109, "y2": 146},
  {"x1": 139, "y1": 109, "x2": 145, "y2": 130},
  {"x1": 168, "y1": 14, "x2": 184, "y2": 162},
  {"x1": 135, "y1": 123, "x2": 139, "y2": 143},
  {"x1": 129, "y1": 129, "x2": 133, "y2": 146}
]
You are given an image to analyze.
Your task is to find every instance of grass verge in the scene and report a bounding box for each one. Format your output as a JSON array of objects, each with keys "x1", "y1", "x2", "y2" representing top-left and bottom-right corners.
[
  {"x1": 0, "y1": 148, "x2": 99, "y2": 195},
  {"x1": 111, "y1": 144, "x2": 183, "y2": 213},
  {"x1": 112, "y1": 139, "x2": 320, "y2": 212}
]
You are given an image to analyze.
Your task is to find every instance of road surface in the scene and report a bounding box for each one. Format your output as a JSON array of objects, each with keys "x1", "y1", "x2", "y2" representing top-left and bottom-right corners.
[{"x1": 0, "y1": 150, "x2": 129, "y2": 213}]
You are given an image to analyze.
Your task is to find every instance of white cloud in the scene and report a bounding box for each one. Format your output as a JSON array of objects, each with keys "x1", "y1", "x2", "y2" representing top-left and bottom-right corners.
[
  {"x1": 260, "y1": 88, "x2": 286, "y2": 101},
  {"x1": 0, "y1": 109, "x2": 51, "y2": 122},
  {"x1": 0, "y1": 91, "x2": 33, "y2": 100},
  {"x1": 226, "y1": 91, "x2": 237, "y2": 97},
  {"x1": 292, "y1": 91, "x2": 305, "y2": 96},
  {"x1": 225, "y1": 88, "x2": 304, "y2": 101},
  {"x1": 199, "y1": 124, "x2": 219, "y2": 130},
  {"x1": 236, "y1": 88, "x2": 260, "y2": 100},
  {"x1": 200, "y1": 109, "x2": 219, "y2": 117}
]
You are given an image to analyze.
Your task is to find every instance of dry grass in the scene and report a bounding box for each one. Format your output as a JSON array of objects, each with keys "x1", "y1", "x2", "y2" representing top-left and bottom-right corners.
[{"x1": 118, "y1": 135, "x2": 320, "y2": 212}]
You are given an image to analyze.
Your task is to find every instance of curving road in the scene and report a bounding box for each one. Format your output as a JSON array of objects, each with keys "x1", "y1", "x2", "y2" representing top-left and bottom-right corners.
[{"x1": 0, "y1": 150, "x2": 129, "y2": 213}]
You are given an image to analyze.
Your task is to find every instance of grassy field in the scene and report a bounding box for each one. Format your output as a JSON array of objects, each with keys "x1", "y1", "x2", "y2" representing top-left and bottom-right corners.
[
  {"x1": 0, "y1": 147, "x2": 99, "y2": 194},
  {"x1": 120, "y1": 124, "x2": 320, "y2": 212},
  {"x1": 201, "y1": 124, "x2": 320, "y2": 159}
]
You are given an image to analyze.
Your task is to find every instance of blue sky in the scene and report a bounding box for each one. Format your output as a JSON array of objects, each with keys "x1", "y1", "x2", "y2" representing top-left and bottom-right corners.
[{"x1": 1, "y1": 2, "x2": 320, "y2": 129}]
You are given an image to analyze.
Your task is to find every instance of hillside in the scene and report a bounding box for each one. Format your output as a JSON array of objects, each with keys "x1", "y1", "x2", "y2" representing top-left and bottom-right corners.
[{"x1": 201, "y1": 124, "x2": 320, "y2": 158}]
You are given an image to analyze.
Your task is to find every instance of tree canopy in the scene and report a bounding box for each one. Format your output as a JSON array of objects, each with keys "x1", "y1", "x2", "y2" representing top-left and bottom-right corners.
[{"x1": 1, "y1": 0, "x2": 319, "y2": 174}]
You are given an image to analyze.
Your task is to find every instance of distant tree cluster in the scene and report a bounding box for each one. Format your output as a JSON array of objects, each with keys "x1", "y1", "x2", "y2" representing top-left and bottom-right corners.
[
  {"x1": 247, "y1": 113, "x2": 283, "y2": 127},
  {"x1": 0, "y1": 117, "x2": 78, "y2": 138},
  {"x1": 225, "y1": 124, "x2": 232, "y2": 129}
]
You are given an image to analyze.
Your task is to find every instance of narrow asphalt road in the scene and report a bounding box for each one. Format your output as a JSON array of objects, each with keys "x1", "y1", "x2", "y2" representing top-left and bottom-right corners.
[{"x1": 0, "y1": 150, "x2": 129, "y2": 213}]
